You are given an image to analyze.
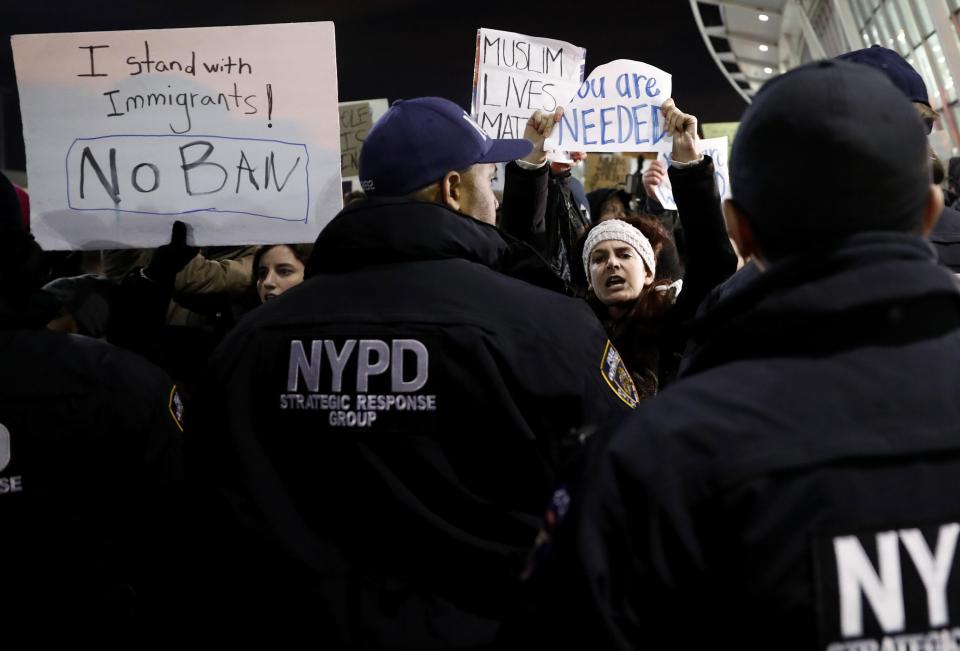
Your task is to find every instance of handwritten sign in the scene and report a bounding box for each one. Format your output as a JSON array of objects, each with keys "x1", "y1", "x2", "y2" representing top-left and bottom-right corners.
[
  {"x1": 471, "y1": 28, "x2": 585, "y2": 139},
  {"x1": 651, "y1": 136, "x2": 730, "y2": 210},
  {"x1": 339, "y1": 98, "x2": 388, "y2": 186},
  {"x1": 338, "y1": 98, "x2": 389, "y2": 180},
  {"x1": 545, "y1": 59, "x2": 672, "y2": 153},
  {"x1": 702, "y1": 121, "x2": 739, "y2": 144},
  {"x1": 13, "y1": 22, "x2": 341, "y2": 250},
  {"x1": 584, "y1": 153, "x2": 632, "y2": 191},
  {"x1": 339, "y1": 102, "x2": 372, "y2": 178}
]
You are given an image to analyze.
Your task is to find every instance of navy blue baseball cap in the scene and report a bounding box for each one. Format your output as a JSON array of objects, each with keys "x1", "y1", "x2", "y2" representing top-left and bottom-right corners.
[
  {"x1": 358, "y1": 97, "x2": 533, "y2": 196},
  {"x1": 836, "y1": 45, "x2": 930, "y2": 106},
  {"x1": 731, "y1": 59, "x2": 930, "y2": 260}
]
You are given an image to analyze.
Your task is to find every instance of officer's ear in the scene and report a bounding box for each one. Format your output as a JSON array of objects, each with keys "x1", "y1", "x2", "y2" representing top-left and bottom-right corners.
[
  {"x1": 723, "y1": 199, "x2": 761, "y2": 265},
  {"x1": 919, "y1": 183, "x2": 944, "y2": 236},
  {"x1": 440, "y1": 170, "x2": 463, "y2": 212}
]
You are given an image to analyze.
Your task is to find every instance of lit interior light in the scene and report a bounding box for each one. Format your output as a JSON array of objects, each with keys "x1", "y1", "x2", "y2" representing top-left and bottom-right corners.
[
  {"x1": 759, "y1": 44, "x2": 769, "y2": 52},
  {"x1": 758, "y1": 13, "x2": 769, "y2": 22},
  {"x1": 764, "y1": 67, "x2": 773, "y2": 74}
]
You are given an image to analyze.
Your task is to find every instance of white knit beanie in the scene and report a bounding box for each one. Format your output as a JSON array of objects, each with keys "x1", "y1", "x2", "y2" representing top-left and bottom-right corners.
[{"x1": 582, "y1": 219, "x2": 656, "y2": 283}]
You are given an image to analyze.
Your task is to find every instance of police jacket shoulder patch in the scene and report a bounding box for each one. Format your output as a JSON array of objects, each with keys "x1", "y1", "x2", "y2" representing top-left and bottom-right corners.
[
  {"x1": 600, "y1": 340, "x2": 639, "y2": 409},
  {"x1": 168, "y1": 385, "x2": 186, "y2": 433}
]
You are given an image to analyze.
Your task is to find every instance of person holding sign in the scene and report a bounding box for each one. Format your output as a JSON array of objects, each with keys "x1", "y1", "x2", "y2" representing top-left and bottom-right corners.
[
  {"x1": 192, "y1": 96, "x2": 633, "y2": 646},
  {"x1": 518, "y1": 59, "x2": 960, "y2": 650},
  {"x1": 500, "y1": 107, "x2": 593, "y2": 290},
  {"x1": 576, "y1": 98, "x2": 735, "y2": 395}
]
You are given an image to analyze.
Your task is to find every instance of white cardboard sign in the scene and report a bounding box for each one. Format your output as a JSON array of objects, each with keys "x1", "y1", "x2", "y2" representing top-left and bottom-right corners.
[
  {"x1": 545, "y1": 59, "x2": 672, "y2": 153},
  {"x1": 651, "y1": 136, "x2": 731, "y2": 210},
  {"x1": 13, "y1": 22, "x2": 341, "y2": 250},
  {"x1": 471, "y1": 28, "x2": 585, "y2": 139},
  {"x1": 339, "y1": 98, "x2": 389, "y2": 188}
]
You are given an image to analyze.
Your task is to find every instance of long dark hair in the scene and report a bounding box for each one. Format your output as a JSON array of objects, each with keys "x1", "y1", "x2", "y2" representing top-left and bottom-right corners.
[{"x1": 580, "y1": 214, "x2": 681, "y2": 398}]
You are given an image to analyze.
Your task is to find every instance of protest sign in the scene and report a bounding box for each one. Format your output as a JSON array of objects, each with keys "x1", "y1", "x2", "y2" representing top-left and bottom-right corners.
[
  {"x1": 13, "y1": 22, "x2": 341, "y2": 250},
  {"x1": 545, "y1": 59, "x2": 672, "y2": 154},
  {"x1": 702, "y1": 121, "x2": 739, "y2": 145},
  {"x1": 584, "y1": 153, "x2": 632, "y2": 191},
  {"x1": 471, "y1": 28, "x2": 585, "y2": 140},
  {"x1": 651, "y1": 136, "x2": 730, "y2": 210},
  {"x1": 339, "y1": 98, "x2": 388, "y2": 180}
]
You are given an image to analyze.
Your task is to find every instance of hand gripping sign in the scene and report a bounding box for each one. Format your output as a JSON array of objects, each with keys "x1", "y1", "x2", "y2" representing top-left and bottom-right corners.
[{"x1": 651, "y1": 136, "x2": 731, "y2": 211}]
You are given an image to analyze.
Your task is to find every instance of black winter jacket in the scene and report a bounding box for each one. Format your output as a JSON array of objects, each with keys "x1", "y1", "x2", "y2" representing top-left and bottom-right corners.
[
  {"x1": 520, "y1": 233, "x2": 960, "y2": 649},
  {"x1": 0, "y1": 298, "x2": 185, "y2": 636},
  {"x1": 192, "y1": 197, "x2": 634, "y2": 648},
  {"x1": 500, "y1": 162, "x2": 591, "y2": 288}
]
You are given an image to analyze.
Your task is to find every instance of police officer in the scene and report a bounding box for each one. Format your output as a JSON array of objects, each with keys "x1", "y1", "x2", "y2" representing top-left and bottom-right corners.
[
  {"x1": 192, "y1": 97, "x2": 634, "y2": 647},
  {"x1": 519, "y1": 61, "x2": 960, "y2": 649},
  {"x1": 0, "y1": 173, "x2": 186, "y2": 637}
]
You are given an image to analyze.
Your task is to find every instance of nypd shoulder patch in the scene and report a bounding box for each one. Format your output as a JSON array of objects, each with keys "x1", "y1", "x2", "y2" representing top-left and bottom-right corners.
[
  {"x1": 600, "y1": 340, "x2": 639, "y2": 408},
  {"x1": 168, "y1": 385, "x2": 186, "y2": 432}
]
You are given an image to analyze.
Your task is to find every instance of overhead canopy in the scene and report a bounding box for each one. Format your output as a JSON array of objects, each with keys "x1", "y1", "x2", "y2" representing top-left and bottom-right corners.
[{"x1": 690, "y1": 0, "x2": 790, "y2": 102}]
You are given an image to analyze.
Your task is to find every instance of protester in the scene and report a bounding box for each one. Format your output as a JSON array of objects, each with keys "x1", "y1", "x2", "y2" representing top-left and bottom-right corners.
[
  {"x1": 587, "y1": 187, "x2": 631, "y2": 222},
  {"x1": 579, "y1": 98, "x2": 736, "y2": 394},
  {"x1": 251, "y1": 243, "x2": 311, "y2": 303},
  {"x1": 518, "y1": 59, "x2": 960, "y2": 650},
  {"x1": 500, "y1": 108, "x2": 591, "y2": 289},
  {"x1": 192, "y1": 96, "x2": 634, "y2": 647}
]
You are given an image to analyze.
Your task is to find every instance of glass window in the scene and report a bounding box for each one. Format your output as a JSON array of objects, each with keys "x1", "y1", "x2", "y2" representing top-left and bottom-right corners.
[
  {"x1": 895, "y1": 0, "x2": 922, "y2": 46},
  {"x1": 929, "y1": 35, "x2": 956, "y2": 103},
  {"x1": 856, "y1": 0, "x2": 879, "y2": 24},
  {"x1": 880, "y1": 1, "x2": 910, "y2": 55},
  {"x1": 914, "y1": 45, "x2": 943, "y2": 109},
  {"x1": 909, "y1": 0, "x2": 935, "y2": 36},
  {"x1": 951, "y1": 105, "x2": 960, "y2": 152},
  {"x1": 874, "y1": 9, "x2": 894, "y2": 47},
  {"x1": 851, "y1": 0, "x2": 869, "y2": 25}
]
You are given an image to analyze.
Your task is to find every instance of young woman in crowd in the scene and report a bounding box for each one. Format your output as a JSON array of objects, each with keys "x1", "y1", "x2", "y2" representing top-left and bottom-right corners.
[
  {"x1": 580, "y1": 99, "x2": 737, "y2": 398},
  {"x1": 252, "y1": 243, "x2": 311, "y2": 303}
]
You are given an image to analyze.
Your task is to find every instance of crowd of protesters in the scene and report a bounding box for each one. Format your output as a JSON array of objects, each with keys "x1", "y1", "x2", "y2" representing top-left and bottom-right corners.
[{"x1": 3, "y1": 44, "x2": 960, "y2": 648}]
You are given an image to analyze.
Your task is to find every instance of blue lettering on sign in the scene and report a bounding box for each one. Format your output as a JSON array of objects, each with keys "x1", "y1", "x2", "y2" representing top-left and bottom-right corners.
[
  {"x1": 581, "y1": 108, "x2": 597, "y2": 145},
  {"x1": 703, "y1": 146, "x2": 726, "y2": 166},
  {"x1": 640, "y1": 74, "x2": 660, "y2": 98},
  {"x1": 615, "y1": 73, "x2": 662, "y2": 99},
  {"x1": 558, "y1": 109, "x2": 578, "y2": 145},
  {"x1": 651, "y1": 106, "x2": 668, "y2": 146},
  {"x1": 577, "y1": 76, "x2": 606, "y2": 99},
  {"x1": 715, "y1": 170, "x2": 726, "y2": 196},
  {"x1": 599, "y1": 107, "x2": 615, "y2": 145},
  {"x1": 631, "y1": 104, "x2": 649, "y2": 145},
  {"x1": 617, "y1": 105, "x2": 633, "y2": 143},
  {"x1": 556, "y1": 103, "x2": 670, "y2": 148}
]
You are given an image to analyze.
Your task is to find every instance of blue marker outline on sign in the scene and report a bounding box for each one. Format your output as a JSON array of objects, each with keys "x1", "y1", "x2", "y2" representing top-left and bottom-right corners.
[{"x1": 65, "y1": 133, "x2": 312, "y2": 223}]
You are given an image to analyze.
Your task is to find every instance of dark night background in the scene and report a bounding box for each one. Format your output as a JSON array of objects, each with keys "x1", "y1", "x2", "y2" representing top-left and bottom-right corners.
[{"x1": 0, "y1": 0, "x2": 747, "y2": 172}]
